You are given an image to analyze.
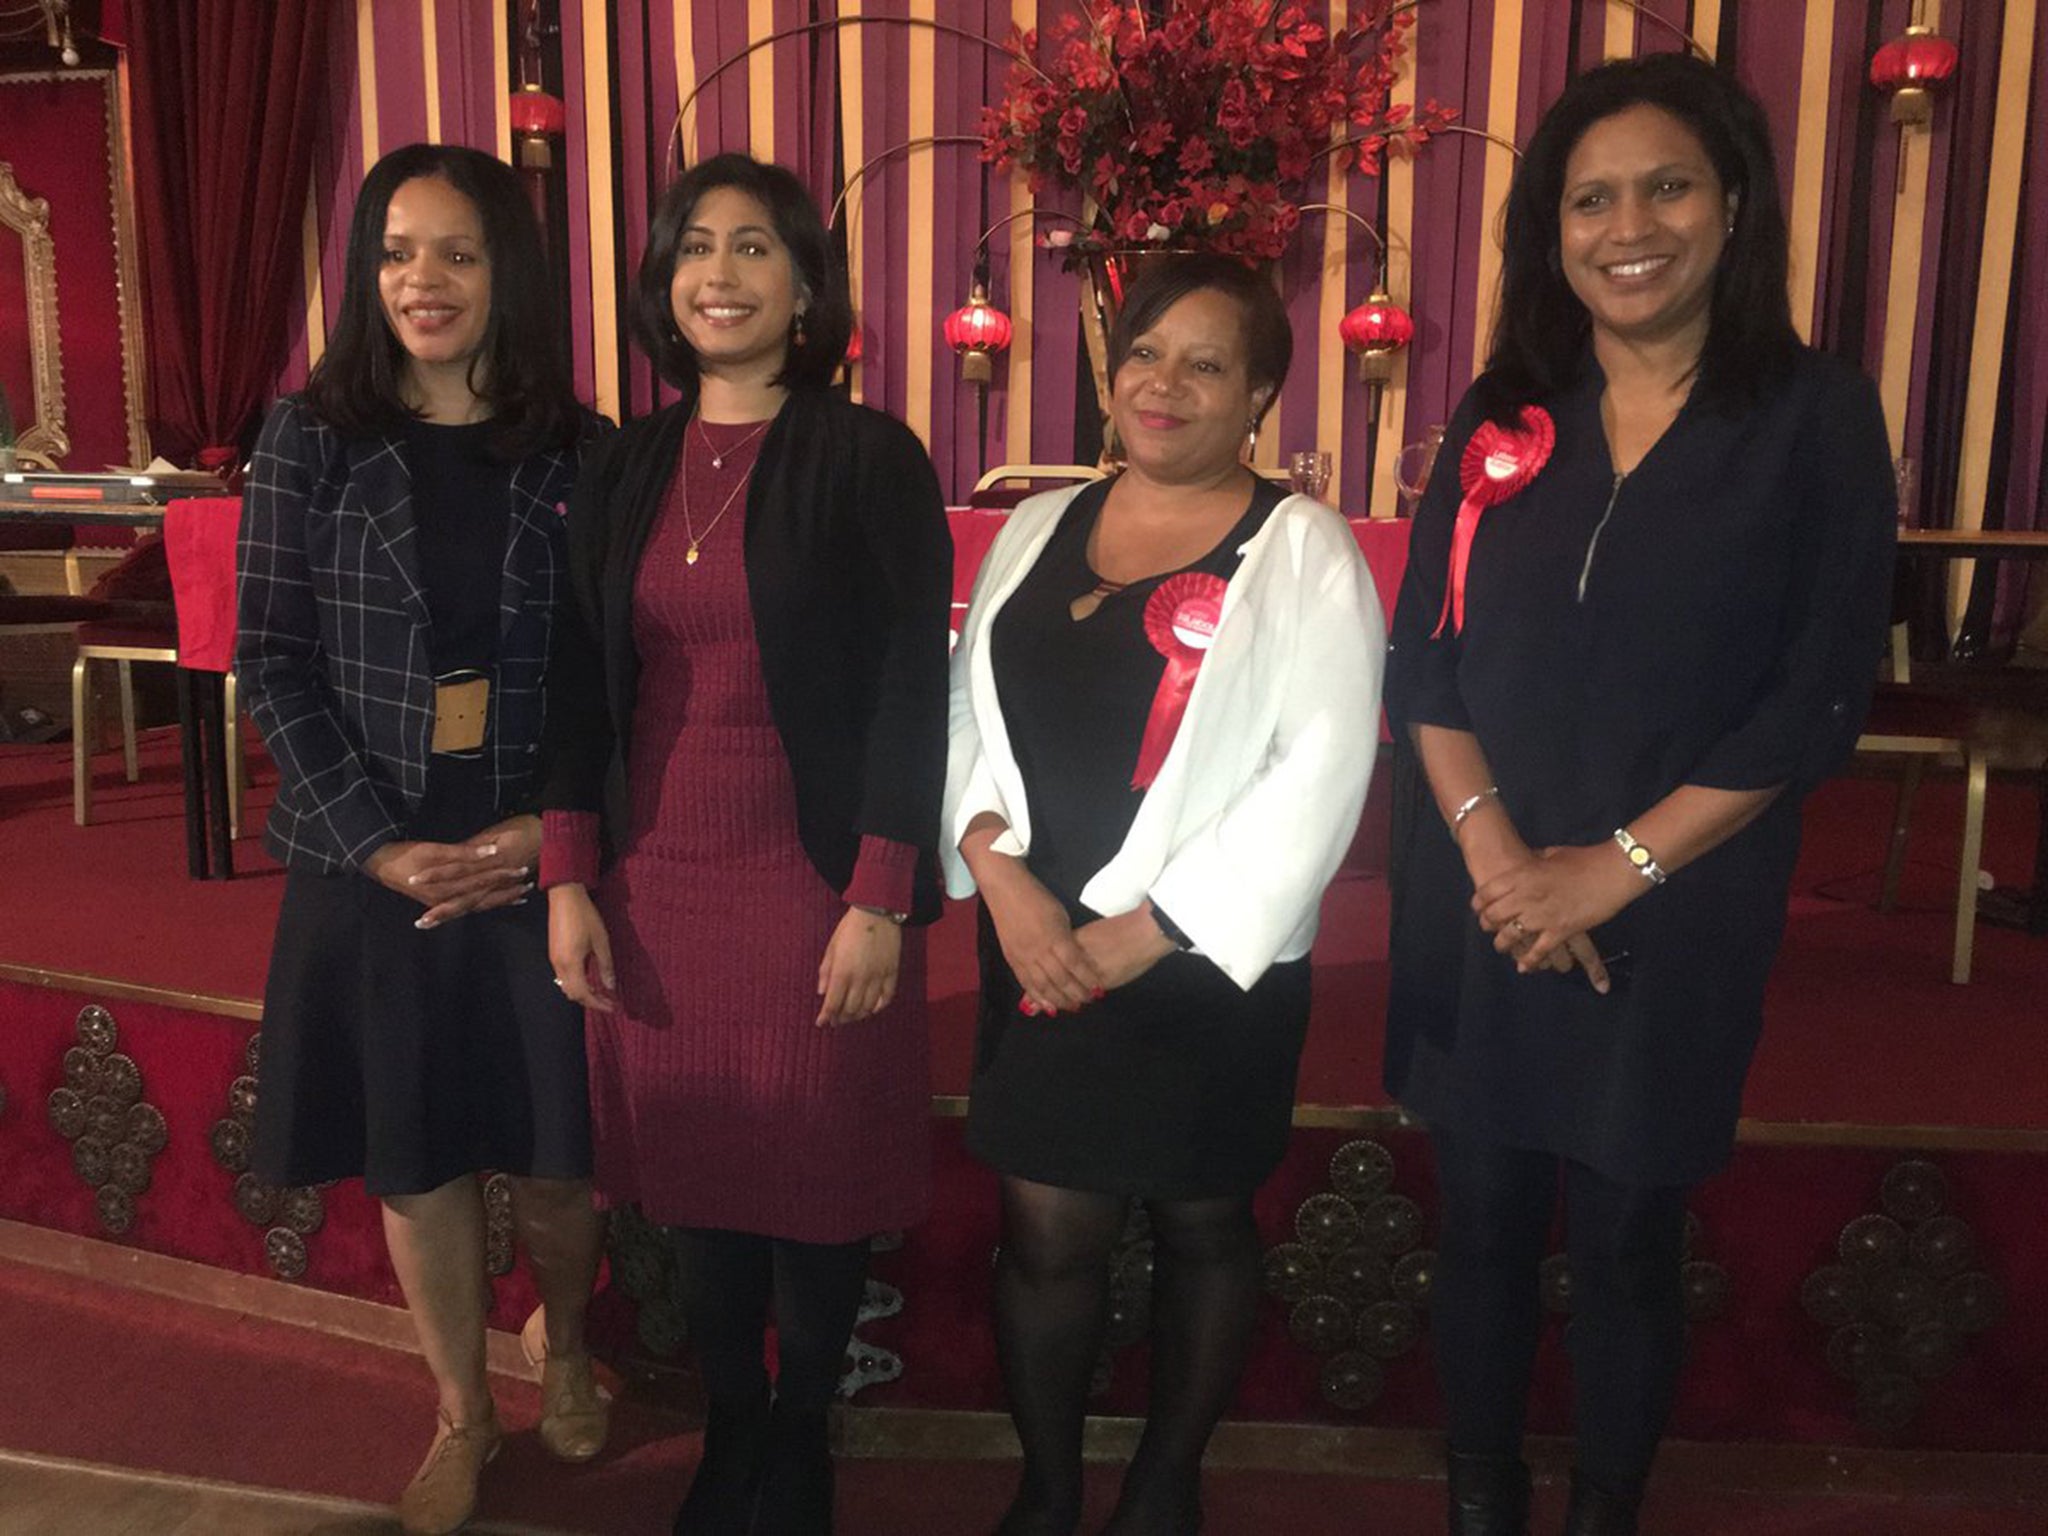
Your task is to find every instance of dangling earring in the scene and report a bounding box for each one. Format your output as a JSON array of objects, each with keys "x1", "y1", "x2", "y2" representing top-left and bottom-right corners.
[
  {"x1": 792, "y1": 310, "x2": 808, "y2": 349},
  {"x1": 1244, "y1": 418, "x2": 1260, "y2": 458}
]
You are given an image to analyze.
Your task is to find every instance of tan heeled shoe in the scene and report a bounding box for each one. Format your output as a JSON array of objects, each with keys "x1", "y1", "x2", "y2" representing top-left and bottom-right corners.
[
  {"x1": 538, "y1": 1351, "x2": 611, "y2": 1463},
  {"x1": 520, "y1": 1304, "x2": 548, "y2": 1368},
  {"x1": 397, "y1": 1407, "x2": 501, "y2": 1535}
]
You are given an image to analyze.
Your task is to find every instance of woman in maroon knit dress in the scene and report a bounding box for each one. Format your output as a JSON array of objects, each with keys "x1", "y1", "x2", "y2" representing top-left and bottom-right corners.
[{"x1": 538, "y1": 154, "x2": 950, "y2": 1535}]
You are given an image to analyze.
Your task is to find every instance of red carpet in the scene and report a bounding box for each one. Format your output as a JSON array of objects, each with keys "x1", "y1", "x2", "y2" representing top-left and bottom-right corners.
[
  {"x1": 0, "y1": 1256, "x2": 2037, "y2": 1535},
  {"x1": 4, "y1": 732, "x2": 2044, "y2": 1128}
]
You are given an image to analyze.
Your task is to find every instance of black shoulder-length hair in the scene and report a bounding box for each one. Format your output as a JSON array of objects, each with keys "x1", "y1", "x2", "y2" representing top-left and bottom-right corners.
[
  {"x1": 301, "y1": 143, "x2": 579, "y2": 458},
  {"x1": 1476, "y1": 51, "x2": 1802, "y2": 424},
  {"x1": 634, "y1": 153, "x2": 852, "y2": 392},
  {"x1": 1108, "y1": 253, "x2": 1293, "y2": 424}
]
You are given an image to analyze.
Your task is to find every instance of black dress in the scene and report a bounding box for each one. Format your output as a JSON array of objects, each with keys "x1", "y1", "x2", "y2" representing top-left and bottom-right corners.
[
  {"x1": 253, "y1": 419, "x2": 592, "y2": 1197},
  {"x1": 966, "y1": 476, "x2": 1311, "y2": 1199},
  {"x1": 1383, "y1": 350, "x2": 1896, "y2": 1187}
]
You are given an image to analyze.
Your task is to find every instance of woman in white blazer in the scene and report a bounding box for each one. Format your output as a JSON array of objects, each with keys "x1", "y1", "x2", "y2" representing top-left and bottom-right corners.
[{"x1": 944, "y1": 255, "x2": 1386, "y2": 1536}]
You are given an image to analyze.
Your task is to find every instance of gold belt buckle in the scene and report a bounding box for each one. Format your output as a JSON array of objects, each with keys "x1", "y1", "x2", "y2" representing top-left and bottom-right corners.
[{"x1": 431, "y1": 675, "x2": 490, "y2": 754}]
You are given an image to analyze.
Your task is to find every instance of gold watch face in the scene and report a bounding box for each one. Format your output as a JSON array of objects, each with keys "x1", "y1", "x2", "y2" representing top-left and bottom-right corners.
[{"x1": 1626, "y1": 845, "x2": 1652, "y2": 869}]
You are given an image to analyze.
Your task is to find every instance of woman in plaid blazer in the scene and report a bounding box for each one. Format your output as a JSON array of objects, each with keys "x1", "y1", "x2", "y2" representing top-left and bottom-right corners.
[{"x1": 236, "y1": 144, "x2": 611, "y2": 1536}]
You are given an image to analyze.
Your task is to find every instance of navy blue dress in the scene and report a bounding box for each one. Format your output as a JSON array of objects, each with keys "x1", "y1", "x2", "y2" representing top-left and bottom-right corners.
[
  {"x1": 1382, "y1": 350, "x2": 1895, "y2": 1186},
  {"x1": 254, "y1": 419, "x2": 591, "y2": 1197}
]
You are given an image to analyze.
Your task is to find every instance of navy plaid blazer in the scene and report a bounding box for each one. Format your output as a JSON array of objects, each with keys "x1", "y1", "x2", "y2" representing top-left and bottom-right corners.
[{"x1": 237, "y1": 396, "x2": 607, "y2": 872}]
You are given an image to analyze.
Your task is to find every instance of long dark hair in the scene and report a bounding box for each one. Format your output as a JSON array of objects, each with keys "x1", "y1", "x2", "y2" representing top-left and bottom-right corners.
[
  {"x1": 634, "y1": 153, "x2": 853, "y2": 393},
  {"x1": 1477, "y1": 52, "x2": 1801, "y2": 423},
  {"x1": 302, "y1": 143, "x2": 579, "y2": 457}
]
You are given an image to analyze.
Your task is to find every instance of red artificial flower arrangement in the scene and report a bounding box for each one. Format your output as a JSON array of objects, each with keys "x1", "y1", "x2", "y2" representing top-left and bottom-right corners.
[{"x1": 981, "y1": 0, "x2": 1455, "y2": 261}]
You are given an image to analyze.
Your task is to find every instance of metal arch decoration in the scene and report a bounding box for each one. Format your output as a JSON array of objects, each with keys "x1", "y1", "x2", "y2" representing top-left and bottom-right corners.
[
  {"x1": 970, "y1": 207, "x2": 1089, "y2": 270},
  {"x1": 0, "y1": 159, "x2": 69, "y2": 466},
  {"x1": 826, "y1": 135, "x2": 987, "y2": 234},
  {"x1": 1309, "y1": 122, "x2": 1524, "y2": 180},
  {"x1": 1598, "y1": 0, "x2": 1714, "y2": 60},
  {"x1": 1295, "y1": 201, "x2": 1392, "y2": 279},
  {"x1": 668, "y1": 16, "x2": 1035, "y2": 179}
]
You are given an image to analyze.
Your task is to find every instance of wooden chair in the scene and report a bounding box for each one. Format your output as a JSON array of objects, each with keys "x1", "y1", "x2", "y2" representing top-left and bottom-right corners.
[
  {"x1": 967, "y1": 463, "x2": 1103, "y2": 510},
  {"x1": 1856, "y1": 622, "x2": 1988, "y2": 984}
]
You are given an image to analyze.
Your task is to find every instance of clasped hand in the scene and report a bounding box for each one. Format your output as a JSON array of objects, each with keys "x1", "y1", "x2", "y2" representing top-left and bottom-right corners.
[
  {"x1": 364, "y1": 814, "x2": 538, "y2": 928},
  {"x1": 1471, "y1": 842, "x2": 1643, "y2": 991},
  {"x1": 980, "y1": 857, "x2": 1173, "y2": 1015}
]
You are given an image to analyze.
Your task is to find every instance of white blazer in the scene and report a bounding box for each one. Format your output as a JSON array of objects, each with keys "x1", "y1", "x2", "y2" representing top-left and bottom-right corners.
[{"x1": 942, "y1": 484, "x2": 1387, "y2": 990}]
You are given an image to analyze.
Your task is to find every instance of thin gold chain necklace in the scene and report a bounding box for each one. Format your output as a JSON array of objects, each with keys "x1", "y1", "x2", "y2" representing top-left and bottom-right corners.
[{"x1": 681, "y1": 415, "x2": 771, "y2": 566}]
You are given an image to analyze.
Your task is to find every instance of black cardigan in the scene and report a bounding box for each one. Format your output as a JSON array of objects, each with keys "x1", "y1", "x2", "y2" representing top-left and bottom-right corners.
[{"x1": 539, "y1": 386, "x2": 953, "y2": 923}]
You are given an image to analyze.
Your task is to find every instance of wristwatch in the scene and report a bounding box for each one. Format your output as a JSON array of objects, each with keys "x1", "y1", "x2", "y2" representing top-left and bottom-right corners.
[
  {"x1": 853, "y1": 904, "x2": 909, "y2": 925},
  {"x1": 1611, "y1": 827, "x2": 1667, "y2": 886}
]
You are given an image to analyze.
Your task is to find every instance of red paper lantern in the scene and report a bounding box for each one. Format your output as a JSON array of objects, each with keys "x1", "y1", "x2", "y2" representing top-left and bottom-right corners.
[
  {"x1": 1870, "y1": 25, "x2": 1959, "y2": 127},
  {"x1": 510, "y1": 83, "x2": 566, "y2": 169},
  {"x1": 944, "y1": 285, "x2": 1014, "y2": 387},
  {"x1": 1339, "y1": 291, "x2": 1415, "y2": 385}
]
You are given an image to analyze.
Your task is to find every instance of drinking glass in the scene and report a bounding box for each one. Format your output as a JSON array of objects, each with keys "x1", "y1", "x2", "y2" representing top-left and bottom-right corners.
[
  {"x1": 1288, "y1": 449, "x2": 1332, "y2": 501},
  {"x1": 1893, "y1": 455, "x2": 1917, "y2": 530}
]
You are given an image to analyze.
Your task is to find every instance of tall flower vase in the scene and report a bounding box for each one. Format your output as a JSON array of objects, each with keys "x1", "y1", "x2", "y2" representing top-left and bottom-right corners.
[{"x1": 1080, "y1": 249, "x2": 1182, "y2": 467}]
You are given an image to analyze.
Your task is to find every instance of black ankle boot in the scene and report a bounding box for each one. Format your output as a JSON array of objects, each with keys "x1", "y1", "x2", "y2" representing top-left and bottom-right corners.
[
  {"x1": 673, "y1": 1394, "x2": 773, "y2": 1536},
  {"x1": 1561, "y1": 1472, "x2": 1640, "y2": 1536},
  {"x1": 994, "y1": 1490, "x2": 1081, "y2": 1536},
  {"x1": 1446, "y1": 1450, "x2": 1531, "y2": 1536},
  {"x1": 751, "y1": 1405, "x2": 834, "y2": 1536}
]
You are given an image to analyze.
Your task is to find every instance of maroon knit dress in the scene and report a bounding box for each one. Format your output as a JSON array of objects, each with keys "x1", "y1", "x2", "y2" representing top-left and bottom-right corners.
[{"x1": 583, "y1": 421, "x2": 931, "y2": 1243}]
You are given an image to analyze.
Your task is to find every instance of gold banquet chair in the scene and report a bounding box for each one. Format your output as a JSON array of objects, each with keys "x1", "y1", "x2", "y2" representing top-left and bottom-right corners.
[
  {"x1": 73, "y1": 500, "x2": 251, "y2": 838},
  {"x1": 968, "y1": 463, "x2": 1104, "y2": 510},
  {"x1": 1856, "y1": 622, "x2": 1988, "y2": 985}
]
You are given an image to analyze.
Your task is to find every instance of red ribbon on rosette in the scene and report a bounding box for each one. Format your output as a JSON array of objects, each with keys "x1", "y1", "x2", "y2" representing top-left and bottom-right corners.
[
  {"x1": 1133, "y1": 572, "x2": 1229, "y2": 790},
  {"x1": 1432, "y1": 405, "x2": 1556, "y2": 637}
]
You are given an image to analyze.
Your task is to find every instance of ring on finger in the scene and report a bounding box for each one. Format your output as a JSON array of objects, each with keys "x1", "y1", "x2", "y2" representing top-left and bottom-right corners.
[{"x1": 1509, "y1": 918, "x2": 1527, "y2": 935}]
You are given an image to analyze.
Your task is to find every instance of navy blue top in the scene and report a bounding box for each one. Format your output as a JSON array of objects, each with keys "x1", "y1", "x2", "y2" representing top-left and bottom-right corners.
[
  {"x1": 403, "y1": 417, "x2": 512, "y2": 676},
  {"x1": 1383, "y1": 348, "x2": 1896, "y2": 1184}
]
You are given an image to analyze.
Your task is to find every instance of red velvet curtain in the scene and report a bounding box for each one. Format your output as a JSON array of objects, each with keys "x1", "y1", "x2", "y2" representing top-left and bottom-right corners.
[{"x1": 127, "y1": 1, "x2": 332, "y2": 469}]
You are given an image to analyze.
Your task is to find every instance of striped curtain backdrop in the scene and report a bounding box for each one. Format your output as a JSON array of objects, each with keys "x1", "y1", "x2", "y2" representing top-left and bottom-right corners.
[{"x1": 274, "y1": 0, "x2": 2043, "y2": 636}]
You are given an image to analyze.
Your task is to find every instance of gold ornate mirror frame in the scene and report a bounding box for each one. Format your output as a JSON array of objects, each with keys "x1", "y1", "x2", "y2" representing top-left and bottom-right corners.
[
  {"x1": 0, "y1": 158, "x2": 68, "y2": 466},
  {"x1": 0, "y1": 67, "x2": 149, "y2": 470}
]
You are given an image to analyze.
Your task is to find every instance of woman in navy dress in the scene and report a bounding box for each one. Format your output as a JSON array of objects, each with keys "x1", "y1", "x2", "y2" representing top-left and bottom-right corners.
[
  {"x1": 1383, "y1": 57, "x2": 1895, "y2": 1535},
  {"x1": 240, "y1": 144, "x2": 609, "y2": 1536}
]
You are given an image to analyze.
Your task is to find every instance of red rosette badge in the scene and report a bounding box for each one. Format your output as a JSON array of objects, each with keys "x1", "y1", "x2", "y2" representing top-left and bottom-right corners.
[
  {"x1": 1432, "y1": 405, "x2": 1556, "y2": 637},
  {"x1": 1132, "y1": 572, "x2": 1229, "y2": 790}
]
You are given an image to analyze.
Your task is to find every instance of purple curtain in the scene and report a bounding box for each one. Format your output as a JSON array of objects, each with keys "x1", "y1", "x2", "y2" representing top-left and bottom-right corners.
[{"x1": 128, "y1": 1, "x2": 332, "y2": 468}]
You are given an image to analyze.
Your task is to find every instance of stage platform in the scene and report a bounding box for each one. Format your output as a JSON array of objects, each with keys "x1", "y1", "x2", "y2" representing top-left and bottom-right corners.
[{"x1": 3, "y1": 732, "x2": 2046, "y2": 1474}]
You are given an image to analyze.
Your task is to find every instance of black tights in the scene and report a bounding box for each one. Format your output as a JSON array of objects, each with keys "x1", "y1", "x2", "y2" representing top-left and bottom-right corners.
[
  {"x1": 676, "y1": 1227, "x2": 872, "y2": 1414},
  {"x1": 1429, "y1": 1126, "x2": 1690, "y2": 1499},
  {"x1": 994, "y1": 1176, "x2": 1261, "y2": 1536}
]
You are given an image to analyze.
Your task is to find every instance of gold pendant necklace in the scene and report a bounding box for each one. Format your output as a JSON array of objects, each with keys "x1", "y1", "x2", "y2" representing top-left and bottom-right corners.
[{"x1": 681, "y1": 414, "x2": 771, "y2": 565}]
